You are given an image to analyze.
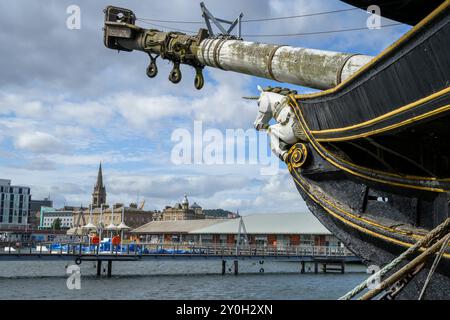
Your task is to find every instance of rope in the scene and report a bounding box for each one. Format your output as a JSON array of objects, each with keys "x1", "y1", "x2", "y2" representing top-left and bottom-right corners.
[
  {"x1": 136, "y1": 19, "x2": 404, "y2": 38},
  {"x1": 418, "y1": 233, "x2": 450, "y2": 300},
  {"x1": 360, "y1": 232, "x2": 450, "y2": 300},
  {"x1": 339, "y1": 218, "x2": 450, "y2": 300},
  {"x1": 137, "y1": 8, "x2": 359, "y2": 24},
  {"x1": 136, "y1": 1, "x2": 407, "y2": 24}
]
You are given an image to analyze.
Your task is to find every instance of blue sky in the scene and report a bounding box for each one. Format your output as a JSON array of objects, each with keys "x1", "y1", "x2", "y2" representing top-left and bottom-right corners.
[{"x1": 0, "y1": 0, "x2": 411, "y2": 213}]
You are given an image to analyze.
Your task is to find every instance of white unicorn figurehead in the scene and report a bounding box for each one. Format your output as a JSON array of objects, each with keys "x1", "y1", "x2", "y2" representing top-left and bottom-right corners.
[{"x1": 256, "y1": 85, "x2": 286, "y2": 116}]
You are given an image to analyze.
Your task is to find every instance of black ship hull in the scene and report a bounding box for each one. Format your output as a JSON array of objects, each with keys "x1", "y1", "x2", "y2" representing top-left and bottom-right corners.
[
  {"x1": 291, "y1": 168, "x2": 450, "y2": 299},
  {"x1": 287, "y1": 2, "x2": 450, "y2": 299}
]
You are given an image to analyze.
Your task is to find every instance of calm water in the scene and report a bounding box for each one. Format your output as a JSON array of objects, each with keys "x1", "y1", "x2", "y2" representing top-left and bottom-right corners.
[{"x1": 0, "y1": 260, "x2": 367, "y2": 300}]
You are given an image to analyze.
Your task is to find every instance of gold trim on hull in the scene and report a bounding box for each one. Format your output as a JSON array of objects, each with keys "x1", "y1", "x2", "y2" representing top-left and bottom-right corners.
[
  {"x1": 288, "y1": 165, "x2": 450, "y2": 258},
  {"x1": 309, "y1": 87, "x2": 450, "y2": 139},
  {"x1": 289, "y1": 96, "x2": 450, "y2": 192}
]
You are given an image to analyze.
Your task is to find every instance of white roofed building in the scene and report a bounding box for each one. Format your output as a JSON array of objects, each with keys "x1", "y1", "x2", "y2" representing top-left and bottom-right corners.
[{"x1": 132, "y1": 213, "x2": 342, "y2": 248}]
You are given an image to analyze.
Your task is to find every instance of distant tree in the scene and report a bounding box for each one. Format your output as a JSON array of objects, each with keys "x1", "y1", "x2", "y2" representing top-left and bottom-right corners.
[{"x1": 52, "y1": 218, "x2": 62, "y2": 230}]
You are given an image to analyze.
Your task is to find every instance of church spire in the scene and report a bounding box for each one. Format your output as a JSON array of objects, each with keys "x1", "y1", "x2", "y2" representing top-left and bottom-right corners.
[
  {"x1": 96, "y1": 162, "x2": 104, "y2": 188},
  {"x1": 92, "y1": 162, "x2": 106, "y2": 208}
]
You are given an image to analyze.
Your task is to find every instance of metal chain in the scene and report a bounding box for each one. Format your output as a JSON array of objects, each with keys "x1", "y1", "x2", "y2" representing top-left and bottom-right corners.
[
  {"x1": 339, "y1": 218, "x2": 450, "y2": 300},
  {"x1": 418, "y1": 233, "x2": 450, "y2": 300}
]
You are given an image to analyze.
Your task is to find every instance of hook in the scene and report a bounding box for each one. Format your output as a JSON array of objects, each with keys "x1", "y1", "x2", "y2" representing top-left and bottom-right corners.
[
  {"x1": 169, "y1": 62, "x2": 182, "y2": 84},
  {"x1": 146, "y1": 54, "x2": 159, "y2": 78},
  {"x1": 194, "y1": 67, "x2": 204, "y2": 90}
]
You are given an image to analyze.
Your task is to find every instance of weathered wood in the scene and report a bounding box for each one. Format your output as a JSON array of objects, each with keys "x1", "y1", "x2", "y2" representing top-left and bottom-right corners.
[{"x1": 197, "y1": 40, "x2": 372, "y2": 90}]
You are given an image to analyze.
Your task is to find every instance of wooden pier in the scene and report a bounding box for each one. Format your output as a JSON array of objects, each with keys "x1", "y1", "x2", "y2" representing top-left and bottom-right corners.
[{"x1": 0, "y1": 242, "x2": 361, "y2": 277}]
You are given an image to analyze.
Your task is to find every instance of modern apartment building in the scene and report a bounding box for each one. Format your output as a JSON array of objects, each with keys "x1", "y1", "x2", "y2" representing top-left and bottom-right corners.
[
  {"x1": 0, "y1": 179, "x2": 31, "y2": 230},
  {"x1": 39, "y1": 207, "x2": 74, "y2": 230}
]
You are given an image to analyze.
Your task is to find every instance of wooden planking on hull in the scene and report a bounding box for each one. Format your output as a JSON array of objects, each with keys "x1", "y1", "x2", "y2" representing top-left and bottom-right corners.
[
  {"x1": 290, "y1": 165, "x2": 450, "y2": 299},
  {"x1": 295, "y1": 3, "x2": 450, "y2": 133}
]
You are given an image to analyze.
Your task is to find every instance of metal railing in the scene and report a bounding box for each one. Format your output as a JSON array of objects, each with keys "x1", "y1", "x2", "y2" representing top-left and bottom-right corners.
[{"x1": 0, "y1": 241, "x2": 354, "y2": 257}]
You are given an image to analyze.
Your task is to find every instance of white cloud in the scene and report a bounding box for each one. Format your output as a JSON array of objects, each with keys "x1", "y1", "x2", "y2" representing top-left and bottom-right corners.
[
  {"x1": 14, "y1": 131, "x2": 65, "y2": 154},
  {"x1": 51, "y1": 183, "x2": 86, "y2": 195},
  {"x1": 0, "y1": 93, "x2": 45, "y2": 118},
  {"x1": 46, "y1": 151, "x2": 153, "y2": 166},
  {"x1": 112, "y1": 93, "x2": 189, "y2": 129},
  {"x1": 106, "y1": 173, "x2": 251, "y2": 199},
  {"x1": 19, "y1": 158, "x2": 57, "y2": 171},
  {"x1": 52, "y1": 101, "x2": 115, "y2": 127}
]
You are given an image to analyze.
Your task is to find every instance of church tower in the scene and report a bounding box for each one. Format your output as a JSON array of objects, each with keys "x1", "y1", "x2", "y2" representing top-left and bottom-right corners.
[
  {"x1": 92, "y1": 163, "x2": 106, "y2": 208},
  {"x1": 182, "y1": 193, "x2": 189, "y2": 211}
]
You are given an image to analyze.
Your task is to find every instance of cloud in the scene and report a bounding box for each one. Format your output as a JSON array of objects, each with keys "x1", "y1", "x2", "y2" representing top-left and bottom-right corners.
[
  {"x1": 17, "y1": 159, "x2": 57, "y2": 171},
  {"x1": 112, "y1": 93, "x2": 189, "y2": 129},
  {"x1": 14, "y1": 131, "x2": 66, "y2": 154},
  {"x1": 51, "y1": 183, "x2": 86, "y2": 195},
  {"x1": 107, "y1": 174, "x2": 251, "y2": 199},
  {"x1": 46, "y1": 151, "x2": 153, "y2": 166},
  {"x1": 190, "y1": 70, "x2": 256, "y2": 128},
  {"x1": 0, "y1": 93, "x2": 45, "y2": 118},
  {"x1": 212, "y1": 172, "x2": 308, "y2": 213},
  {"x1": 52, "y1": 101, "x2": 115, "y2": 127}
]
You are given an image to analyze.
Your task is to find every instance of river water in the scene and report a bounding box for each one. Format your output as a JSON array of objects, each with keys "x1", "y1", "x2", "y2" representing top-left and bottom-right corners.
[{"x1": 0, "y1": 260, "x2": 367, "y2": 300}]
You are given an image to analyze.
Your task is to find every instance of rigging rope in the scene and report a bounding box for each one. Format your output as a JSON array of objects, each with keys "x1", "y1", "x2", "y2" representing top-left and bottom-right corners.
[
  {"x1": 136, "y1": 19, "x2": 404, "y2": 38},
  {"x1": 137, "y1": 1, "x2": 407, "y2": 24},
  {"x1": 359, "y1": 232, "x2": 450, "y2": 300},
  {"x1": 339, "y1": 218, "x2": 450, "y2": 300},
  {"x1": 418, "y1": 233, "x2": 450, "y2": 300},
  {"x1": 137, "y1": 8, "x2": 359, "y2": 24}
]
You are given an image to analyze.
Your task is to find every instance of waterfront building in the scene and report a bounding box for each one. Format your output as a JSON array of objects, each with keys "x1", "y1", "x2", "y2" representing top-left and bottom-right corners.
[
  {"x1": 0, "y1": 179, "x2": 31, "y2": 231},
  {"x1": 67, "y1": 203, "x2": 155, "y2": 235},
  {"x1": 29, "y1": 197, "x2": 53, "y2": 214},
  {"x1": 152, "y1": 210, "x2": 163, "y2": 221},
  {"x1": 132, "y1": 219, "x2": 225, "y2": 243},
  {"x1": 132, "y1": 212, "x2": 341, "y2": 248},
  {"x1": 162, "y1": 194, "x2": 205, "y2": 221},
  {"x1": 29, "y1": 197, "x2": 53, "y2": 230},
  {"x1": 39, "y1": 207, "x2": 74, "y2": 230}
]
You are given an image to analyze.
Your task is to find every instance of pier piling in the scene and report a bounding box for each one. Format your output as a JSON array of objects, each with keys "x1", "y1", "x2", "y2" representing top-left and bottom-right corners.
[
  {"x1": 107, "y1": 260, "x2": 112, "y2": 278},
  {"x1": 314, "y1": 262, "x2": 318, "y2": 274},
  {"x1": 234, "y1": 260, "x2": 239, "y2": 276},
  {"x1": 300, "y1": 261, "x2": 305, "y2": 274},
  {"x1": 221, "y1": 260, "x2": 226, "y2": 275},
  {"x1": 96, "y1": 261, "x2": 102, "y2": 277}
]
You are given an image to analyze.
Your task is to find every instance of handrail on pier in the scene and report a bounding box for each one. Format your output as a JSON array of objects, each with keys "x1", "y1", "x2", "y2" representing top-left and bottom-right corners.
[{"x1": 0, "y1": 241, "x2": 354, "y2": 258}]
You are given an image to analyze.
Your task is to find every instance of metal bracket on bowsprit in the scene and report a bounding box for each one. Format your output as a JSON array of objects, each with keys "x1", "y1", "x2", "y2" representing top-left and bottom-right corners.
[
  {"x1": 200, "y1": 2, "x2": 243, "y2": 39},
  {"x1": 145, "y1": 30, "x2": 207, "y2": 90}
]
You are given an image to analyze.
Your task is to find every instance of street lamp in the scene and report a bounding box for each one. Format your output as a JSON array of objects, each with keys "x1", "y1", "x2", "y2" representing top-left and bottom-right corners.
[
  {"x1": 99, "y1": 203, "x2": 104, "y2": 242},
  {"x1": 105, "y1": 204, "x2": 118, "y2": 253},
  {"x1": 82, "y1": 205, "x2": 97, "y2": 252},
  {"x1": 117, "y1": 206, "x2": 130, "y2": 253}
]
